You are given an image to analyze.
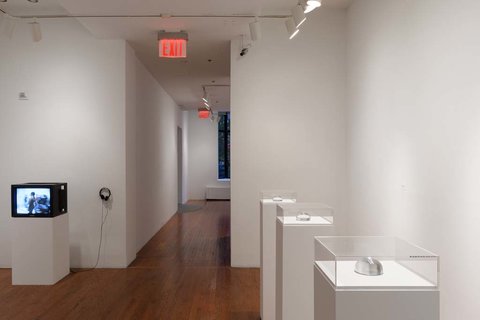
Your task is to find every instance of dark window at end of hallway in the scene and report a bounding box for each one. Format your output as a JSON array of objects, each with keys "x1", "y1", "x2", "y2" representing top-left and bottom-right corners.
[{"x1": 218, "y1": 112, "x2": 230, "y2": 180}]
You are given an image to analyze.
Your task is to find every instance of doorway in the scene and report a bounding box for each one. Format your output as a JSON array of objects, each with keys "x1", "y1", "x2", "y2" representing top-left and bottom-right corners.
[{"x1": 177, "y1": 126, "x2": 183, "y2": 205}]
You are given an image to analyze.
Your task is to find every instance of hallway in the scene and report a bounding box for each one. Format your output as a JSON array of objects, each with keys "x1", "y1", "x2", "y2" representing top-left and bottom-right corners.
[{"x1": 0, "y1": 201, "x2": 259, "y2": 320}]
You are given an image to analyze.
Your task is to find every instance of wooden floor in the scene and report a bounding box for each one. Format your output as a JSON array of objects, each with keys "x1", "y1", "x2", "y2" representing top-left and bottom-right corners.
[{"x1": 0, "y1": 201, "x2": 260, "y2": 320}]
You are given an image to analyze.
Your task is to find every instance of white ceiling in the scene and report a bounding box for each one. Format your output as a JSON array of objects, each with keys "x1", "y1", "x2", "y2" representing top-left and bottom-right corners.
[
  {"x1": 0, "y1": 0, "x2": 67, "y2": 16},
  {"x1": 1, "y1": 0, "x2": 352, "y2": 110}
]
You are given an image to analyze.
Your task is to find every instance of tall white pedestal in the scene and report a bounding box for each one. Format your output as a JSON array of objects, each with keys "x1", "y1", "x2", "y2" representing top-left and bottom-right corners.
[
  {"x1": 260, "y1": 197, "x2": 296, "y2": 320},
  {"x1": 12, "y1": 214, "x2": 70, "y2": 285},
  {"x1": 314, "y1": 263, "x2": 440, "y2": 320},
  {"x1": 275, "y1": 204, "x2": 335, "y2": 320}
]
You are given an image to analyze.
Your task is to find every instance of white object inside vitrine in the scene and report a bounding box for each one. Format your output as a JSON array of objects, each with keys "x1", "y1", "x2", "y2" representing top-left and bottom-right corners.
[{"x1": 296, "y1": 212, "x2": 311, "y2": 221}]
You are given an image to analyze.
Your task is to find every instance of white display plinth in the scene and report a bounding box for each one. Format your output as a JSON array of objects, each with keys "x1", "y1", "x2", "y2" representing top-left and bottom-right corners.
[
  {"x1": 314, "y1": 263, "x2": 439, "y2": 320},
  {"x1": 12, "y1": 214, "x2": 70, "y2": 285},
  {"x1": 276, "y1": 204, "x2": 335, "y2": 320},
  {"x1": 260, "y1": 197, "x2": 296, "y2": 320}
]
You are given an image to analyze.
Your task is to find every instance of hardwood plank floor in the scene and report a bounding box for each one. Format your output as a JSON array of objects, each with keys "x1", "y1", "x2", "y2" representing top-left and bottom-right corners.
[{"x1": 0, "y1": 201, "x2": 260, "y2": 320}]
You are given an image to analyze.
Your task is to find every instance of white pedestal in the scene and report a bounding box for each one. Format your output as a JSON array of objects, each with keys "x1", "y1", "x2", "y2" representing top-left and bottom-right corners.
[
  {"x1": 12, "y1": 214, "x2": 70, "y2": 285},
  {"x1": 260, "y1": 199, "x2": 295, "y2": 320},
  {"x1": 276, "y1": 217, "x2": 335, "y2": 320},
  {"x1": 314, "y1": 263, "x2": 440, "y2": 320}
]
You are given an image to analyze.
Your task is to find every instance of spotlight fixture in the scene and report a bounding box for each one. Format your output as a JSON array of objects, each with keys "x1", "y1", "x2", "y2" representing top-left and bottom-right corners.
[
  {"x1": 28, "y1": 0, "x2": 39, "y2": 3},
  {"x1": 210, "y1": 113, "x2": 221, "y2": 123},
  {"x1": 202, "y1": 88, "x2": 210, "y2": 105},
  {"x1": 30, "y1": 20, "x2": 42, "y2": 42},
  {"x1": 2, "y1": 15, "x2": 16, "y2": 39},
  {"x1": 292, "y1": 4, "x2": 307, "y2": 28},
  {"x1": 240, "y1": 47, "x2": 249, "y2": 56},
  {"x1": 249, "y1": 19, "x2": 262, "y2": 42},
  {"x1": 285, "y1": 18, "x2": 299, "y2": 40},
  {"x1": 239, "y1": 34, "x2": 251, "y2": 57},
  {"x1": 303, "y1": 0, "x2": 322, "y2": 13}
]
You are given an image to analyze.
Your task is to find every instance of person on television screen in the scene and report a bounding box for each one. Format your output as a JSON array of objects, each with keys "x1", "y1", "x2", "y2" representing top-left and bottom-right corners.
[
  {"x1": 35, "y1": 195, "x2": 50, "y2": 214},
  {"x1": 28, "y1": 192, "x2": 36, "y2": 214}
]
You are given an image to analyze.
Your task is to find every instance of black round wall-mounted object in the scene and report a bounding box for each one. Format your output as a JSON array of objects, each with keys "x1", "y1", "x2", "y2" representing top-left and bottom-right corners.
[{"x1": 99, "y1": 187, "x2": 111, "y2": 201}]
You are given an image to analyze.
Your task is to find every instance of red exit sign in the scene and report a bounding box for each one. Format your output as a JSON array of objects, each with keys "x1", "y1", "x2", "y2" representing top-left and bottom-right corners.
[{"x1": 159, "y1": 39, "x2": 187, "y2": 58}]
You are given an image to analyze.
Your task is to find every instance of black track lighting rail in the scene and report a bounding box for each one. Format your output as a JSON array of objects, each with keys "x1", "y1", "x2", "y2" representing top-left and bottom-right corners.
[{"x1": 0, "y1": 11, "x2": 290, "y2": 20}]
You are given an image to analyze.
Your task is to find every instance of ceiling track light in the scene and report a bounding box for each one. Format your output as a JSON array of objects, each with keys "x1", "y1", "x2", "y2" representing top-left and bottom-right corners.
[
  {"x1": 249, "y1": 18, "x2": 262, "y2": 42},
  {"x1": 1, "y1": 14, "x2": 16, "y2": 39},
  {"x1": 28, "y1": 0, "x2": 39, "y2": 3},
  {"x1": 200, "y1": 84, "x2": 228, "y2": 111},
  {"x1": 292, "y1": 4, "x2": 306, "y2": 28},
  {"x1": 202, "y1": 87, "x2": 211, "y2": 106},
  {"x1": 30, "y1": 20, "x2": 41, "y2": 42},
  {"x1": 307, "y1": 0, "x2": 322, "y2": 6},
  {"x1": 303, "y1": 0, "x2": 322, "y2": 13},
  {"x1": 210, "y1": 112, "x2": 221, "y2": 123},
  {"x1": 285, "y1": 18, "x2": 299, "y2": 40}
]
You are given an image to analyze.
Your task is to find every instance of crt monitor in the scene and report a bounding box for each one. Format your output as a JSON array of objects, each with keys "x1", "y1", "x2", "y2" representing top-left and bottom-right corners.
[{"x1": 11, "y1": 183, "x2": 68, "y2": 218}]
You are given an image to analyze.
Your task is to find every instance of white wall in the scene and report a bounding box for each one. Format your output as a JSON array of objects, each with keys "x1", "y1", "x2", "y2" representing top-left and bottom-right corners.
[
  {"x1": 0, "y1": 19, "x2": 184, "y2": 268},
  {"x1": 0, "y1": 19, "x2": 131, "y2": 268},
  {"x1": 125, "y1": 44, "x2": 137, "y2": 265},
  {"x1": 230, "y1": 9, "x2": 347, "y2": 267},
  {"x1": 133, "y1": 51, "x2": 183, "y2": 251},
  {"x1": 346, "y1": 1, "x2": 480, "y2": 319},
  {"x1": 187, "y1": 110, "x2": 230, "y2": 200}
]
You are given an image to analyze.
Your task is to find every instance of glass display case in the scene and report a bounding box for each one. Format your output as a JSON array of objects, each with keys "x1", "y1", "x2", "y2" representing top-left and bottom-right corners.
[
  {"x1": 260, "y1": 190, "x2": 297, "y2": 202},
  {"x1": 277, "y1": 202, "x2": 334, "y2": 225},
  {"x1": 314, "y1": 236, "x2": 439, "y2": 289}
]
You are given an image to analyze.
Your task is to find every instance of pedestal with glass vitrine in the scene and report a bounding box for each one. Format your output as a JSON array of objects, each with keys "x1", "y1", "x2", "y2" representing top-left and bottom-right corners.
[
  {"x1": 314, "y1": 236, "x2": 439, "y2": 320},
  {"x1": 260, "y1": 190, "x2": 297, "y2": 320},
  {"x1": 276, "y1": 203, "x2": 335, "y2": 320}
]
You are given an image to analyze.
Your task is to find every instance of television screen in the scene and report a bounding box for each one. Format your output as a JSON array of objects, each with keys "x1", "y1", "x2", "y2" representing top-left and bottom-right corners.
[{"x1": 15, "y1": 188, "x2": 51, "y2": 215}]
